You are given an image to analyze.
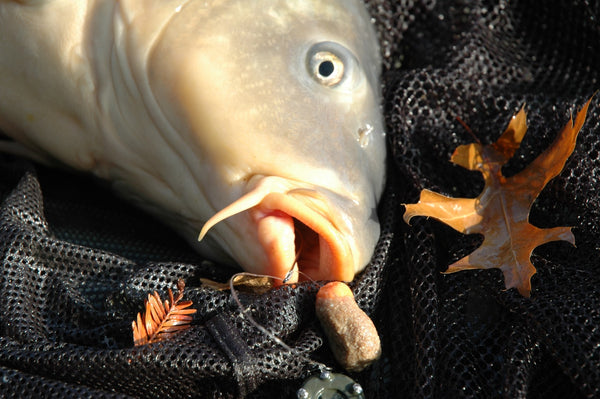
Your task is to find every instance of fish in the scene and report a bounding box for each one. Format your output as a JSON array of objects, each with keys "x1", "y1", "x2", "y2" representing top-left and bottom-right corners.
[{"x1": 0, "y1": 0, "x2": 386, "y2": 284}]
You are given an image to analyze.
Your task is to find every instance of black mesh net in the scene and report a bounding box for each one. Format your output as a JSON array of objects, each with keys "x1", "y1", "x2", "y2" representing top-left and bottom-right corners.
[{"x1": 1, "y1": 0, "x2": 599, "y2": 397}]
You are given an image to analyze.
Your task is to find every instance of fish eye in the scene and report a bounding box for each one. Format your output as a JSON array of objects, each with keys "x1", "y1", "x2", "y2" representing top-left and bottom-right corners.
[
  {"x1": 309, "y1": 52, "x2": 345, "y2": 86},
  {"x1": 306, "y1": 42, "x2": 358, "y2": 88}
]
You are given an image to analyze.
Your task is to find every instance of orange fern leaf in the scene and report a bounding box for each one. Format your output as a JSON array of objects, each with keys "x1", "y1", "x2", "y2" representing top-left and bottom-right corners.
[{"x1": 132, "y1": 279, "x2": 197, "y2": 346}]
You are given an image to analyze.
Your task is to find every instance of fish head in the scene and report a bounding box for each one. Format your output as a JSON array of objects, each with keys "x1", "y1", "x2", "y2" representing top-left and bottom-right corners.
[{"x1": 140, "y1": 0, "x2": 386, "y2": 282}]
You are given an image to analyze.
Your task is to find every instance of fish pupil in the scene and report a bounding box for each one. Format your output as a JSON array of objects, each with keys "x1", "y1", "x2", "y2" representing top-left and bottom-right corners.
[{"x1": 318, "y1": 61, "x2": 335, "y2": 77}]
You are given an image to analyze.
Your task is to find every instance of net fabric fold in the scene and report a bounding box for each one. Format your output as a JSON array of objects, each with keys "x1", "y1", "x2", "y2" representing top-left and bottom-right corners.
[{"x1": 1, "y1": 0, "x2": 600, "y2": 397}]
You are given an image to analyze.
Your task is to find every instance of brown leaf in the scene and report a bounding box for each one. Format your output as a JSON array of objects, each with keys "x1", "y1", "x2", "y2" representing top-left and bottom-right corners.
[
  {"x1": 200, "y1": 273, "x2": 274, "y2": 294},
  {"x1": 131, "y1": 279, "x2": 197, "y2": 346},
  {"x1": 403, "y1": 98, "x2": 593, "y2": 297}
]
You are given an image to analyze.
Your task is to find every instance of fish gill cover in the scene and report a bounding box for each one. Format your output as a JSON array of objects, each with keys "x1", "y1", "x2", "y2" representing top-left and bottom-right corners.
[{"x1": 0, "y1": 0, "x2": 600, "y2": 397}]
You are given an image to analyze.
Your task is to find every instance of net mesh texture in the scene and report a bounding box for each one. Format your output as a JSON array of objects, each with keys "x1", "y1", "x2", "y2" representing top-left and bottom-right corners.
[{"x1": 1, "y1": 0, "x2": 599, "y2": 397}]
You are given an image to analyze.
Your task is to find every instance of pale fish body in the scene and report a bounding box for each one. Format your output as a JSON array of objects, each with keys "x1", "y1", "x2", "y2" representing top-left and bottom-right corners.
[{"x1": 0, "y1": 0, "x2": 386, "y2": 283}]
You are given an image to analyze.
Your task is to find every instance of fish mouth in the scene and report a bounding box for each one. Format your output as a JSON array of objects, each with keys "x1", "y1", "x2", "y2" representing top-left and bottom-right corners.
[{"x1": 198, "y1": 176, "x2": 354, "y2": 284}]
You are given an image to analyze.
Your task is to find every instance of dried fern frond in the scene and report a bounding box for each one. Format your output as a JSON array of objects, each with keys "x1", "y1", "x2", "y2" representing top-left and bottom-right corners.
[{"x1": 132, "y1": 279, "x2": 197, "y2": 346}]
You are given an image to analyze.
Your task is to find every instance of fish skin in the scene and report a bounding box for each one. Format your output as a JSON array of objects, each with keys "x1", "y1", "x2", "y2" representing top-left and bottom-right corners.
[{"x1": 0, "y1": 0, "x2": 386, "y2": 283}]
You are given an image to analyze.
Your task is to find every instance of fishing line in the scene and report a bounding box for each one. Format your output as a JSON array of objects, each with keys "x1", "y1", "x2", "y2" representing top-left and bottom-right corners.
[
  {"x1": 283, "y1": 225, "x2": 305, "y2": 283},
  {"x1": 227, "y1": 271, "x2": 328, "y2": 375}
]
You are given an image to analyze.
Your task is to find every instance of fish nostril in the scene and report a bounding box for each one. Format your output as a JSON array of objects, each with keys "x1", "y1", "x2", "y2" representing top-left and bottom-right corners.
[{"x1": 357, "y1": 124, "x2": 373, "y2": 148}]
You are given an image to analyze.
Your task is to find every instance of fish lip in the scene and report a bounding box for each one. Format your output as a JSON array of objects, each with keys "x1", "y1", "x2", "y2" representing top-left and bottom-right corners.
[
  {"x1": 198, "y1": 175, "x2": 356, "y2": 284},
  {"x1": 250, "y1": 190, "x2": 354, "y2": 284}
]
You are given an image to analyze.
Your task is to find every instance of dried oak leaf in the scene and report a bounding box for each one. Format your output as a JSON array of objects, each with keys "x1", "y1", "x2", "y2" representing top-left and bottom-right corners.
[
  {"x1": 132, "y1": 279, "x2": 197, "y2": 346},
  {"x1": 403, "y1": 98, "x2": 593, "y2": 297}
]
